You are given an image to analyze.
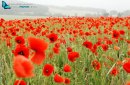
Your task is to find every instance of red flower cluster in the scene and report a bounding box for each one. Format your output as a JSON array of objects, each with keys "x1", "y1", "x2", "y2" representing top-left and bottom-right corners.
[
  {"x1": 68, "y1": 52, "x2": 80, "y2": 62},
  {"x1": 1, "y1": 16, "x2": 129, "y2": 84},
  {"x1": 54, "y1": 74, "x2": 71, "y2": 84},
  {"x1": 91, "y1": 60, "x2": 101, "y2": 71},
  {"x1": 83, "y1": 40, "x2": 93, "y2": 49},
  {"x1": 101, "y1": 44, "x2": 108, "y2": 51}
]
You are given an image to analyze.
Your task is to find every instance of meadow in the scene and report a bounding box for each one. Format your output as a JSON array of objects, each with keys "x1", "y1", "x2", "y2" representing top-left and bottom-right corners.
[{"x1": 0, "y1": 16, "x2": 130, "y2": 85}]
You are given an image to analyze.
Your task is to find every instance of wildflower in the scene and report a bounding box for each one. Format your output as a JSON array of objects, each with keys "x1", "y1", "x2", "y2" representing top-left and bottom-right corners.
[
  {"x1": 15, "y1": 36, "x2": 25, "y2": 45},
  {"x1": 42, "y1": 64, "x2": 54, "y2": 77},
  {"x1": 63, "y1": 64, "x2": 71, "y2": 72},
  {"x1": 83, "y1": 40, "x2": 93, "y2": 49},
  {"x1": 119, "y1": 30, "x2": 125, "y2": 35},
  {"x1": 14, "y1": 80, "x2": 26, "y2": 85},
  {"x1": 101, "y1": 44, "x2": 108, "y2": 51},
  {"x1": 13, "y1": 55, "x2": 34, "y2": 78},
  {"x1": 53, "y1": 46, "x2": 60, "y2": 54},
  {"x1": 123, "y1": 59, "x2": 130, "y2": 73},
  {"x1": 54, "y1": 74, "x2": 64, "y2": 83},
  {"x1": 64, "y1": 78, "x2": 71, "y2": 84},
  {"x1": 67, "y1": 47, "x2": 72, "y2": 52},
  {"x1": 55, "y1": 43, "x2": 60, "y2": 48},
  {"x1": 112, "y1": 30, "x2": 120, "y2": 39},
  {"x1": 128, "y1": 49, "x2": 130, "y2": 56},
  {"x1": 114, "y1": 46, "x2": 120, "y2": 51},
  {"x1": 125, "y1": 81, "x2": 130, "y2": 85},
  {"x1": 47, "y1": 33, "x2": 58, "y2": 43},
  {"x1": 13, "y1": 45, "x2": 29, "y2": 58},
  {"x1": 110, "y1": 67, "x2": 119, "y2": 76},
  {"x1": 68, "y1": 52, "x2": 79, "y2": 62},
  {"x1": 31, "y1": 51, "x2": 45, "y2": 65},
  {"x1": 28, "y1": 37, "x2": 48, "y2": 52},
  {"x1": 28, "y1": 37, "x2": 48, "y2": 65},
  {"x1": 91, "y1": 60, "x2": 101, "y2": 71}
]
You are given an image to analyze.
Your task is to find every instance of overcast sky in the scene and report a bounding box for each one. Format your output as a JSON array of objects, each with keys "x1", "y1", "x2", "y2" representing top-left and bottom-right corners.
[
  {"x1": 1, "y1": 0, "x2": 130, "y2": 11},
  {"x1": 21, "y1": 0, "x2": 130, "y2": 11}
]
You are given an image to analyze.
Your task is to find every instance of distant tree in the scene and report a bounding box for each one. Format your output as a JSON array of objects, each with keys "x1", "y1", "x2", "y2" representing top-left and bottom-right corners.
[
  {"x1": 75, "y1": 13, "x2": 77, "y2": 16},
  {"x1": 103, "y1": 12, "x2": 109, "y2": 17},
  {"x1": 109, "y1": 10, "x2": 118, "y2": 16},
  {"x1": 53, "y1": 13, "x2": 63, "y2": 17},
  {"x1": 117, "y1": 12, "x2": 122, "y2": 17}
]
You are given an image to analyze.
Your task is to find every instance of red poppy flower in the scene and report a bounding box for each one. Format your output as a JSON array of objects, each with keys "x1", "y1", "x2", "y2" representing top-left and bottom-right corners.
[
  {"x1": 114, "y1": 46, "x2": 120, "y2": 51},
  {"x1": 49, "y1": 52, "x2": 54, "y2": 58},
  {"x1": 54, "y1": 74, "x2": 64, "y2": 83},
  {"x1": 63, "y1": 64, "x2": 71, "y2": 72},
  {"x1": 42, "y1": 64, "x2": 54, "y2": 77},
  {"x1": 6, "y1": 38, "x2": 11, "y2": 47},
  {"x1": 0, "y1": 18, "x2": 4, "y2": 26},
  {"x1": 123, "y1": 60, "x2": 130, "y2": 73},
  {"x1": 106, "y1": 56, "x2": 114, "y2": 62},
  {"x1": 31, "y1": 51, "x2": 45, "y2": 65},
  {"x1": 119, "y1": 30, "x2": 125, "y2": 35},
  {"x1": 14, "y1": 80, "x2": 26, "y2": 85},
  {"x1": 55, "y1": 43, "x2": 60, "y2": 48},
  {"x1": 15, "y1": 36, "x2": 25, "y2": 45},
  {"x1": 13, "y1": 45, "x2": 29, "y2": 58},
  {"x1": 83, "y1": 40, "x2": 93, "y2": 49},
  {"x1": 69, "y1": 38, "x2": 75, "y2": 42},
  {"x1": 13, "y1": 55, "x2": 34, "y2": 78},
  {"x1": 68, "y1": 52, "x2": 80, "y2": 62},
  {"x1": 47, "y1": 33, "x2": 58, "y2": 43},
  {"x1": 53, "y1": 47, "x2": 60, "y2": 54},
  {"x1": 11, "y1": 31, "x2": 17, "y2": 36},
  {"x1": 91, "y1": 60, "x2": 101, "y2": 71},
  {"x1": 125, "y1": 81, "x2": 130, "y2": 85},
  {"x1": 85, "y1": 32, "x2": 91, "y2": 36},
  {"x1": 126, "y1": 40, "x2": 130, "y2": 44},
  {"x1": 101, "y1": 44, "x2": 108, "y2": 51},
  {"x1": 106, "y1": 39, "x2": 113, "y2": 45},
  {"x1": 91, "y1": 44, "x2": 98, "y2": 54},
  {"x1": 67, "y1": 47, "x2": 72, "y2": 52},
  {"x1": 110, "y1": 67, "x2": 119, "y2": 76},
  {"x1": 128, "y1": 50, "x2": 130, "y2": 56},
  {"x1": 28, "y1": 37, "x2": 48, "y2": 52},
  {"x1": 64, "y1": 78, "x2": 71, "y2": 84},
  {"x1": 112, "y1": 30, "x2": 120, "y2": 39}
]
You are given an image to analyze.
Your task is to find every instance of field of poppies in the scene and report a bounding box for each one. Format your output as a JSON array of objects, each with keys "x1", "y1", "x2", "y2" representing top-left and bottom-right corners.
[{"x1": 0, "y1": 16, "x2": 130, "y2": 85}]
